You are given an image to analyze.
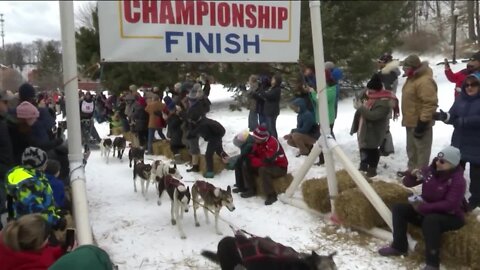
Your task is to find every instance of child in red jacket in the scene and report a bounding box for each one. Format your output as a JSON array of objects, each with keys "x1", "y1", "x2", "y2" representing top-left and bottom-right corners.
[{"x1": 0, "y1": 214, "x2": 64, "y2": 270}]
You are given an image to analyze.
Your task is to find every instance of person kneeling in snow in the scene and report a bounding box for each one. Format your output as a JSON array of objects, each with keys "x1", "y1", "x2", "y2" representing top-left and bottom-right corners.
[
  {"x1": 240, "y1": 125, "x2": 288, "y2": 205},
  {"x1": 378, "y1": 146, "x2": 466, "y2": 270}
]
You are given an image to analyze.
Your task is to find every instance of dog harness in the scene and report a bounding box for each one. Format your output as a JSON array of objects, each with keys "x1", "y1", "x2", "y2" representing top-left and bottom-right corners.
[
  {"x1": 234, "y1": 234, "x2": 299, "y2": 263},
  {"x1": 163, "y1": 175, "x2": 182, "y2": 188},
  {"x1": 195, "y1": 181, "x2": 223, "y2": 207}
]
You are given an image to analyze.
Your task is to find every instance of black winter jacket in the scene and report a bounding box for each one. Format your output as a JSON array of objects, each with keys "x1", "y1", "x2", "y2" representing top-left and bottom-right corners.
[{"x1": 189, "y1": 118, "x2": 225, "y2": 142}]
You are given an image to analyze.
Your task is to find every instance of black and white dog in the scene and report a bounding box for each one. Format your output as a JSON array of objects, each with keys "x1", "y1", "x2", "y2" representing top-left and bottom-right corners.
[
  {"x1": 100, "y1": 138, "x2": 113, "y2": 163},
  {"x1": 150, "y1": 160, "x2": 182, "y2": 192},
  {"x1": 113, "y1": 136, "x2": 127, "y2": 160},
  {"x1": 128, "y1": 145, "x2": 144, "y2": 168},
  {"x1": 133, "y1": 160, "x2": 152, "y2": 197},
  {"x1": 157, "y1": 174, "x2": 190, "y2": 239},
  {"x1": 202, "y1": 233, "x2": 337, "y2": 270}
]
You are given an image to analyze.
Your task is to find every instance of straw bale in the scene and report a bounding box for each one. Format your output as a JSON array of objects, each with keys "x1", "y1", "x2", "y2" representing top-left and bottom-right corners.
[
  {"x1": 302, "y1": 170, "x2": 363, "y2": 213},
  {"x1": 158, "y1": 141, "x2": 174, "y2": 158},
  {"x1": 123, "y1": 132, "x2": 135, "y2": 143},
  {"x1": 152, "y1": 141, "x2": 163, "y2": 155},
  {"x1": 334, "y1": 181, "x2": 410, "y2": 229},
  {"x1": 111, "y1": 127, "x2": 123, "y2": 135},
  {"x1": 408, "y1": 214, "x2": 480, "y2": 269},
  {"x1": 179, "y1": 148, "x2": 191, "y2": 163},
  {"x1": 254, "y1": 173, "x2": 293, "y2": 197},
  {"x1": 199, "y1": 154, "x2": 226, "y2": 174}
]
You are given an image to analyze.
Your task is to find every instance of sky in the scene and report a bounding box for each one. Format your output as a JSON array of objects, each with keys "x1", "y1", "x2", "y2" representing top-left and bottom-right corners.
[{"x1": 0, "y1": 1, "x2": 96, "y2": 44}]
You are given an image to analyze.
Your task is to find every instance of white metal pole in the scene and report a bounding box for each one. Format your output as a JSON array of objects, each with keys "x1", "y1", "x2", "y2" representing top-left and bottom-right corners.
[{"x1": 59, "y1": 1, "x2": 93, "y2": 245}]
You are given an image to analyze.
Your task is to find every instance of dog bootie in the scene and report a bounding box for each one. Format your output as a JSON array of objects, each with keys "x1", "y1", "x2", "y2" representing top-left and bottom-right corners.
[
  {"x1": 186, "y1": 165, "x2": 200, "y2": 172},
  {"x1": 203, "y1": 171, "x2": 214, "y2": 178},
  {"x1": 265, "y1": 194, "x2": 277, "y2": 205}
]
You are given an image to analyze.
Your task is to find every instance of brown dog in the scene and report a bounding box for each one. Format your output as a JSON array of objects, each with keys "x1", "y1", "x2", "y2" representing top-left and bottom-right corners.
[{"x1": 191, "y1": 180, "x2": 235, "y2": 235}]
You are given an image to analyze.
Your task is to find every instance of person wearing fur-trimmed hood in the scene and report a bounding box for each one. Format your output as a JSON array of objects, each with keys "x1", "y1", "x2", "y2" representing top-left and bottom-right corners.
[
  {"x1": 350, "y1": 73, "x2": 399, "y2": 177},
  {"x1": 376, "y1": 53, "x2": 401, "y2": 93}
]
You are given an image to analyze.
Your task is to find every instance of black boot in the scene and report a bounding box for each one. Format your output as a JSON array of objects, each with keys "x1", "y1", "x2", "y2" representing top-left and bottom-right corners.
[
  {"x1": 186, "y1": 165, "x2": 200, "y2": 172},
  {"x1": 359, "y1": 163, "x2": 368, "y2": 172},
  {"x1": 366, "y1": 167, "x2": 377, "y2": 177},
  {"x1": 265, "y1": 194, "x2": 278, "y2": 205},
  {"x1": 315, "y1": 153, "x2": 325, "y2": 166}
]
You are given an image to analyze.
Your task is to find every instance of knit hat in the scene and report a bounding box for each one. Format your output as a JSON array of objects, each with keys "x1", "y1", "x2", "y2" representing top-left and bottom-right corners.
[
  {"x1": 22, "y1": 147, "x2": 48, "y2": 169},
  {"x1": 45, "y1": 159, "x2": 61, "y2": 176},
  {"x1": 16, "y1": 101, "x2": 39, "y2": 119},
  {"x1": 470, "y1": 51, "x2": 480, "y2": 62},
  {"x1": 437, "y1": 146, "x2": 461, "y2": 167},
  {"x1": 251, "y1": 124, "x2": 270, "y2": 141},
  {"x1": 18, "y1": 83, "x2": 36, "y2": 102},
  {"x1": 402, "y1": 55, "x2": 421, "y2": 68},
  {"x1": 324, "y1": 61, "x2": 335, "y2": 70},
  {"x1": 233, "y1": 130, "x2": 250, "y2": 147},
  {"x1": 366, "y1": 73, "x2": 383, "y2": 91}
]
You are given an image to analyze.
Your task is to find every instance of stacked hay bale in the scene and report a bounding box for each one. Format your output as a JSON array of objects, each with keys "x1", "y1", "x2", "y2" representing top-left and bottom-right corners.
[
  {"x1": 334, "y1": 181, "x2": 410, "y2": 229},
  {"x1": 123, "y1": 132, "x2": 135, "y2": 143},
  {"x1": 302, "y1": 170, "x2": 364, "y2": 213},
  {"x1": 409, "y1": 214, "x2": 480, "y2": 269},
  {"x1": 199, "y1": 154, "x2": 226, "y2": 174},
  {"x1": 254, "y1": 173, "x2": 293, "y2": 197},
  {"x1": 111, "y1": 127, "x2": 123, "y2": 135}
]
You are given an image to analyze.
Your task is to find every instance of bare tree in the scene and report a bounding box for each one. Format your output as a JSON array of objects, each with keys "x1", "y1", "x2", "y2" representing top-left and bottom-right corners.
[
  {"x1": 468, "y1": 0, "x2": 476, "y2": 41},
  {"x1": 476, "y1": 0, "x2": 480, "y2": 43},
  {"x1": 75, "y1": 2, "x2": 97, "y2": 29}
]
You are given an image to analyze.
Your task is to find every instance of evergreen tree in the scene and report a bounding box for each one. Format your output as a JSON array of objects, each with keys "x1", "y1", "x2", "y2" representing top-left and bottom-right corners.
[{"x1": 35, "y1": 41, "x2": 62, "y2": 90}]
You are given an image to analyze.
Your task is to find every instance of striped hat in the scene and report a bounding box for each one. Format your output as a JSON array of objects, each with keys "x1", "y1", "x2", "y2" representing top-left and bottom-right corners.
[{"x1": 251, "y1": 125, "x2": 269, "y2": 141}]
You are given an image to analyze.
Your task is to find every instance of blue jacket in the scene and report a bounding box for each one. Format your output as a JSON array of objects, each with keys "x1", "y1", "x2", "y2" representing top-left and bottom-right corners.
[
  {"x1": 45, "y1": 173, "x2": 66, "y2": 209},
  {"x1": 447, "y1": 74, "x2": 480, "y2": 164},
  {"x1": 291, "y1": 98, "x2": 318, "y2": 138}
]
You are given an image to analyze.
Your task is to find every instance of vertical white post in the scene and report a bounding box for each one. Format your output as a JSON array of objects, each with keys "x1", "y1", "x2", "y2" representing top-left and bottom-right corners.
[{"x1": 59, "y1": 1, "x2": 93, "y2": 245}]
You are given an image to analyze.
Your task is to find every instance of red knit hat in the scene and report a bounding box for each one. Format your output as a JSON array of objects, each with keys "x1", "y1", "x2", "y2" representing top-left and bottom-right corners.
[{"x1": 252, "y1": 125, "x2": 270, "y2": 141}]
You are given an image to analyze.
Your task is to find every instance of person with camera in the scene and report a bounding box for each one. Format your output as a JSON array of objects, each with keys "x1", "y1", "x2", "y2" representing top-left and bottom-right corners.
[
  {"x1": 444, "y1": 56, "x2": 474, "y2": 99},
  {"x1": 378, "y1": 146, "x2": 466, "y2": 270}
]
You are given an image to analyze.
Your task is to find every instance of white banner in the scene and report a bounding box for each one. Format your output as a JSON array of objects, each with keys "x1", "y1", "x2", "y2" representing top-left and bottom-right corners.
[{"x1": 98, "y1": 0, "x2": 301, "y2": 62}]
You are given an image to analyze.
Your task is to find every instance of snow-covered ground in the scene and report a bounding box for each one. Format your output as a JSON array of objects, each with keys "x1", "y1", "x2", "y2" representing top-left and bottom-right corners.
[{"x1": 85, "y1": 57, "x2": 466, "y2": 270}]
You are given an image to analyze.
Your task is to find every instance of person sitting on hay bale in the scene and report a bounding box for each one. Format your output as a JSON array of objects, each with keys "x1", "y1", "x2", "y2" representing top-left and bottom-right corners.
[
  {"x1": 240, "y1": 125, "x2": 288, "y2": 205},
  {"x1": 227, "y1": 130, "x2": 255, "y2": 194},
  {"x1": 378, "y1": 146, "x2": 466, "y2": 270}
]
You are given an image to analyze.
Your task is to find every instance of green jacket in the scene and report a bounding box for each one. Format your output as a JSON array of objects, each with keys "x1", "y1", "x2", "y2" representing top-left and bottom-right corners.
[
  {"x1": 49, "y1": 245, "x2": 113, "y2": 270},
  {"x1": 310, "y1": 85, "x2": 337, "y2": 125}
]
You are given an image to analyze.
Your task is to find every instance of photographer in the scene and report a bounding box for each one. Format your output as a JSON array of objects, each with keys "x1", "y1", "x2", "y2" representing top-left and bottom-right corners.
[{"x1": 378, "y1": 146, "x2": 466, "y2": 270}]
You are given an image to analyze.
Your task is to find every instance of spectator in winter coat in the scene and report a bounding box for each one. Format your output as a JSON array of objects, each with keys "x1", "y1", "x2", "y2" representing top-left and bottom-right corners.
[
  {"x1": 164, "y1": 97, "x2": 186, "y2": 164},
  {"x1": 184, "y1": 84, "x2": 210, "y2": 173},
  {"x1": 293, "y1": 75, "x2": 317, "y2": 123},
  {"x1": 325, "y1": 61, "x2": 343, "y2": 119},
  {"x1": 257, "y1": 74, "x2": 282, "y2": 138},
  {"x1": 12, "y1": 83, "x2": 56, "y2": 145},
  {"x1": 229, "y1": 131, "x2": 255, "y2": 194},
  {"x1": 44, "y1": 160, "x2": 68, "y2": 210},
  {"x1": 188, "y1": 115, "x2": 229, "y2": 178},
  {"x1": 399, "y1": 55, "x2": 438, "y2": 176},
  {"x1": 376, "y1": 53, "x2": 401, "y2": 93},
  {"x1": 444, "y1": 58, "x2": 474, "y2": 99},
  {"x1": 241, "y1": 125, "x2": 288, "y2": 205},
  {"x1": 350, "y1": 73, "x2": 399, "y2": 177},
  {"x1": 283, "y1": 98, "x2": 319, "y2": 157},
  {"x1": 0, "y1": 90, "x2": 14, "y2": 230},
  {"x1": 131, "y1": 97, "x2": 149, "y2": 148},
  {"x1": 5, "y1": 147, "x2": 64, "y2": 229},
  {"x1": 246, "y1": 74, "x2": 263, "y2": 131},
  {"x1": 145, "y1": 95, "x2": 166, "y2": 154},
  {"x1": 49, "y1": 244, "x2": 114, "y2": 270},
  {"x1": 0, "y1": 214, "x2": 64, "y2": 270},
  {"x1": 433, "y1": 73, "x2": 480, "y2": 210},
  {"x1": 9, "y1": 102, "x2": 63, "y2": 165},
  {"x1": 379, "y1": 146, "x2": 466, "y2": 270}
]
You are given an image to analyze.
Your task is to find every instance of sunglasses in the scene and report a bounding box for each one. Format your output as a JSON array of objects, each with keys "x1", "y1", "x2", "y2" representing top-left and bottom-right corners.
[
  {"x1": 465, "y1": 82, "x2": 480, "y2": 88},
  {"x1": 436, "y1": 158, "x2": 446, "y2": 164}
]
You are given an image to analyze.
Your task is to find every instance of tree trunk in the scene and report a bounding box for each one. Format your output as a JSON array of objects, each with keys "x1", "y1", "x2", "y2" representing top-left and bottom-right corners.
[
  {"x1": 436, "y1": 1, "x2": 444, "y2": 40},
  {"x1": 476, "y1": 0, "x2": 480, "y2": 44},
  {"x1": 412, "y1": 1, "x2": 418, "y2": 33},
  {"x1": 468, "y1": 0, "x2": 476, "y2": 41},
  {"x1": 451, "y1": 0, "x2": 455, "y2": 45}
]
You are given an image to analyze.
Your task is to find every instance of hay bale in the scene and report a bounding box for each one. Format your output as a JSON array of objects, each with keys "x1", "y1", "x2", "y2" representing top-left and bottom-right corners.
[
  {"x1": 199, "y1": 154, "x2": 225, "y2": 174},
  {"x1": 111, "y1": 127, "x2": 123, "y2": 136},
  {"x1": 158, "y1": 141, "x2": 174, "y2": 159},
  {"x1": 254, "y1": 173, "x2": 293, "y2": 197},
  {"x1": 123, "y1": 132, "x2": 135, "y2": 143},
  {"x1": 407, "y1": 214, "x2": 480, "y2": 269},
  {"x1": 179, "y1": 148, "x2": 191, "y2": 163},
  {"x1": 152, "y1": 141, "x2": 163, "y2": 155},
  {"x1": 334, "y1": 181, "x2": 410, "y2": 229},
  {"x1": 302, "y1": 170, "x2": 361, "y2": 213}
]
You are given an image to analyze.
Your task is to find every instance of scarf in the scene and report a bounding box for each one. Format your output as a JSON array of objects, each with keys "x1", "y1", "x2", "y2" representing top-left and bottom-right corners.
[{"x1": 365, "y1": 90, "x2": 400, "y2": 120}]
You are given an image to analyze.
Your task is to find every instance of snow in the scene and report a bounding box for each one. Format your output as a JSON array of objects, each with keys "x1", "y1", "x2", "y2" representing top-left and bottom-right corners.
[{"x1": 85, "y1": 58, "x2": 466, "y2": 270}]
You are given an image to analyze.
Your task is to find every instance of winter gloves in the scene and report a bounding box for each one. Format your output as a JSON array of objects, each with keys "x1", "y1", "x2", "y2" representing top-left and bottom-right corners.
[
  {"x1": 413, "y1": 120, "x2": 429, "y2": 139},
  {"x1": 433, "y1": 109, "x2": 449, "y2": 122}
]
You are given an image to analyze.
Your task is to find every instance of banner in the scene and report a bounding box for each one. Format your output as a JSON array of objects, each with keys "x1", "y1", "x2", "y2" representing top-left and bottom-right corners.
[{"x1": 98, "y1": 0, "x2": 301, "y2": 62}]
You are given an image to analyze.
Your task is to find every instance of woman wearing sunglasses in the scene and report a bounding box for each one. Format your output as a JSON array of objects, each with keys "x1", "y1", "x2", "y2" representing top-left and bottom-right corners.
[
  {"x1": 433, "y1": 73, "x2": 480, "y2": 211},
  {"x1": 378, "y1": 146, "x2": 466, "y2": 270}
]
